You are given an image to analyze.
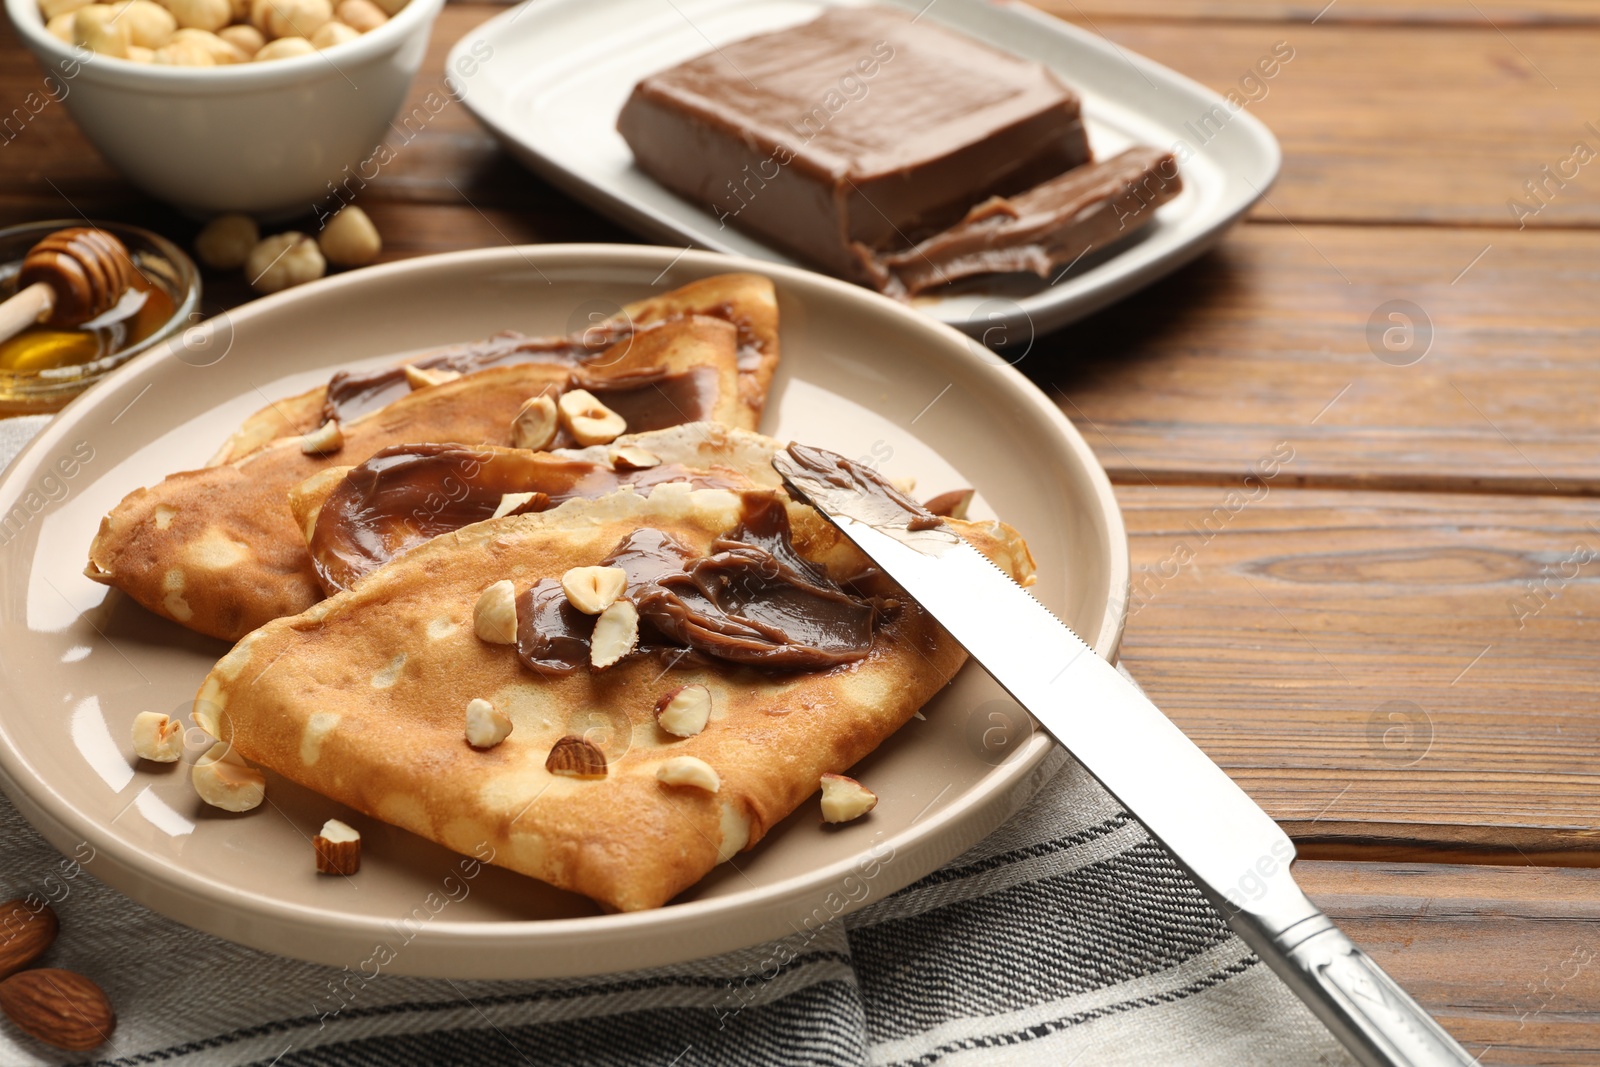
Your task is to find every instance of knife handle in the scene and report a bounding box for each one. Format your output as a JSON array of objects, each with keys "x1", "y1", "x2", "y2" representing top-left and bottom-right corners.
[{"x1": 1261, "y1": 914, "x2": 1476, "y2": 1067}]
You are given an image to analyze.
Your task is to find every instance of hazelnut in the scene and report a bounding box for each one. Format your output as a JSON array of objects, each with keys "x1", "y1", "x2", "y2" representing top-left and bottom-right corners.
[
  {"x1": 246, "y1": 231, "x2": 325, "y2": 293},
  {"x1": 250, "y1": 0, "x2": 328, "y2": 39},
  {"x1": 333, "y1": 0, "x2": 382, "y2": 30},
  {"x1": 45, "y1": 12, "x2": 75, "y2": 40},
  {"x1": 492, "y1": 491, "x2": 536, "y2": 519},
  {"x1": 560, "y1": 565, "x2": 626, "y2": 615},
  {"x1": 131, "y1": 711, "x2": 183, "y2": 762},
  {"x1": 403, "y1": 363, "x2": 459, "y2": 389},
  {"x1": 655, "y1": 684, "x2": 712, "y2": 738},
  {"x1": 557, "y1": 389, "x2": 627, "y2": 446},
  {"x1": 39, "y1": 0, "x2": 92, "y2": 20},
  {"x1": 367, "y1": 0, "x2": 404, "y2": 14},
  {"x1": 160, "y1": 0, "x2": 230, "y2": 31},
  {"x1": 589, "y1": 599, "x2": 638, "y2": 670},
  {"x1": 510, "y1": 394, "x2": 557, "y2": 451},
  {"x1": 299, "y1": 418, "x2": 342, "y2": 455},
  {"x1": 194, "y1": 213, "x2": 259, "y2": 270},
  {"x1": 309, "y1": 17, "x2": 356, "y2": 47},
  {"x1": 610, "y1": 445, "x2": 660, "y2": 471},
  {"x1": 172, "y1": 25, "x2": 249, "y2": 61},
  {"x1": 112, "y1": 0, "x2": 175, "y2": 47},
  {"x1": 313, "y1": 818, "x2": 360, "y2": 875},
  {"x1": 317, "y1": 205, "x2": 381, "y2": 267},
  {"x1": 473, "y1": 579, "x2": 518, "y2": 645},
  {"x1": 73, "y1": 5, "x2": 131, "y2": 57},
  {"x1": 191, "y1": 742, "x2": 265, "y2": 811},
  {"x1": 820, "y1": 773, "x2": 877, "y2": 823},
  {"x1": 151, "y1": 37, "x2": 213, "y2": 63},
  {"x1": 217, "y1": 21, "x2": 262, "y2": 53},
  {"x1": 545, "y1": 735, "x2": 606, "y2": 778},
  {"x1": 126, "y1": 42, "x2": 154, "y2": 59},
  {"x1": 252, "y1": 34, "x2": 313, "y2": 59},
  {"x1": 464, "y1": 698, "x2": 512, "y2": 749},
  {"x1": 656, "y1": 755, "x2": 719, "y2": 793},
  {"x1": 922, "y1": 488, "x2": 975, "y2": 520}
]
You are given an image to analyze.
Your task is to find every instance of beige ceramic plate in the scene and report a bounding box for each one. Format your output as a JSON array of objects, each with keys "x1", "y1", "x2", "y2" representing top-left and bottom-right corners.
[{"x1": 0, "y1": 245, "x2": 1127, "y2": 978}]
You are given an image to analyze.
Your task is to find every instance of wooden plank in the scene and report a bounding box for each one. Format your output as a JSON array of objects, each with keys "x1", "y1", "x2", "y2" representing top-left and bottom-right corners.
[
  {"x1": 1118, "y1": 484, "x2": 1600, "y2": 857},
  {"x1": 1062, "y1": 20, "x2": 1600, "y2": 228},
  {"x1": 1050, "y1": 222, "x2": 1600, "y2": 493},
  {"x1": 1299, "y1": 861, "x2": 1600, "y2": 1064},
  {"x1": 1037, "y1": 0, "x2": 1600, "y2": 26}
]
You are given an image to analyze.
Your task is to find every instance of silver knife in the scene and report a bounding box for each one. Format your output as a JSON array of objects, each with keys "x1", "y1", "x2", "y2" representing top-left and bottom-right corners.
[{"x1": 774, "y1": 444, "x2": 1474, "y2": 1067}]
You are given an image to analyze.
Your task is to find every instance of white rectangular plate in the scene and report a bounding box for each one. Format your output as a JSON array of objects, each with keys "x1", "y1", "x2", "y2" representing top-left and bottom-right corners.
[{"x1": 446, "y1": 0, "x2": 1280, "y2": 339}]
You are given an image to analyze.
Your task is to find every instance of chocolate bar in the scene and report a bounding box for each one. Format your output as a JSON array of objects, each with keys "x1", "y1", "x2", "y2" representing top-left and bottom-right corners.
[
  {"x1": 617, "y1": 7, "x2": 1091, "y2": 277},
  {"x1": 852, "y1": 147, "x2": 1183, "y2": 298}
]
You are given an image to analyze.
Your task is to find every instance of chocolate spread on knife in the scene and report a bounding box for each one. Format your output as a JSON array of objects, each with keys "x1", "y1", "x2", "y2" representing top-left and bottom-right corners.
[
  {"x1": 853, "y1": 146, "x2": 1184, "y2": 298},
  {"x1": 517, "y1": 498, "x2": 879, "y2": 675},
  {"x1": 321, "y1": 314, "x2": 761, "y2": 425},
  {"x1": 308, "y1": 443, "x2": 743, "y2": 594}
]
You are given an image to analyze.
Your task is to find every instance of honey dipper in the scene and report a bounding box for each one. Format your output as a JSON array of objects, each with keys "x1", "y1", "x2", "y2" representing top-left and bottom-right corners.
[{"x1": 0, "y1": 227, "x2": 134, "y2": 344}]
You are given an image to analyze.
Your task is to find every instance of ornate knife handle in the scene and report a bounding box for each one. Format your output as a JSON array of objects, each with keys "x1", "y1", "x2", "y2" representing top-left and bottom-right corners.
[{"x1": 1259, "y1": 914, "x2": 1476, "y2": 1066}]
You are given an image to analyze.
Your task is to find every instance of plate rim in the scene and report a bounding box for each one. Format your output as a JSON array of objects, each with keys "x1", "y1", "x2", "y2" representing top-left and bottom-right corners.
[
  {"x1": 0, "y1": 244, "x2": 1130, "y2": 977},
  {"x1": 444, "y1": 0, "x2": 1281, "y2": 338}
]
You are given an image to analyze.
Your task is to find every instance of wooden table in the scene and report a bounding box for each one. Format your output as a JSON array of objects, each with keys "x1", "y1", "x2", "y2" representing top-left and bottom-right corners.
[{"x1": 4, "y1": 1, "x2": 1598, "y2": 1061}]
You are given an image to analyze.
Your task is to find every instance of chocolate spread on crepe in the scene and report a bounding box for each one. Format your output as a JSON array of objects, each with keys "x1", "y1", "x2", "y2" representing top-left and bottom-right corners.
[
  {"x1": 852, "y1": 147, "x2": 1184, "y2": 298},
  {"x1": 518, "y1": 498, "x2": 880, "y2": 674},
  {"x1": 308, "y1": 442, "x2": 745, "y2": 594}
]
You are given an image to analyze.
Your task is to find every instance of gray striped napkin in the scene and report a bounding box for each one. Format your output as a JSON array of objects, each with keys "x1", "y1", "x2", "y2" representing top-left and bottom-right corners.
[{"x1": 0, "y1": 416, "x2": 1350, "y2": 1067}]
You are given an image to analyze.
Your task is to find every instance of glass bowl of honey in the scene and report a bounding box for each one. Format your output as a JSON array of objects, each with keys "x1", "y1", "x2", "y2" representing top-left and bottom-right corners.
[{"x1": 0, "y1": 220, "x2": 200, "y2": 415}]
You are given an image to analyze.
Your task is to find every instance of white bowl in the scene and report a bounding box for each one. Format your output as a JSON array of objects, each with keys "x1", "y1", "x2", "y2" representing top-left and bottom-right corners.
[{"x1": 5, "y1": 0, "x2": 446, "y2": 218}]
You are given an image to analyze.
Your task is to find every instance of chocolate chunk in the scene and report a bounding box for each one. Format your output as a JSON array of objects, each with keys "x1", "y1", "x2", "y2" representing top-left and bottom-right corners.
[
  {"x1": 617, "y1": 7, "x2": 1090, "y2": 279},
  {"x1": 852, "y1": 147, "x2": 1184, "y2": 297}
]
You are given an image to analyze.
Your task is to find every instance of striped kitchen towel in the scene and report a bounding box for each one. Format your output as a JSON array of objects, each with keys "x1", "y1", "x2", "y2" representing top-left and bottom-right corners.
[{"x1": 0, "y1": 750, "x2": 1350, "y2": 1066}]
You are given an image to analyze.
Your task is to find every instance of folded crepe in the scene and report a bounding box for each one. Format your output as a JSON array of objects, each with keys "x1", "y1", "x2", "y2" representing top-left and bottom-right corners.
[
  {"x1": 209, "y1": 273, "x2": 780, "y2": 465},
  {"x1": 194, "y1": 437, "x2": 1034, "y2": 912},
  {"x1": 86, "y1": 275, "x2": 779, "y2": 643}
]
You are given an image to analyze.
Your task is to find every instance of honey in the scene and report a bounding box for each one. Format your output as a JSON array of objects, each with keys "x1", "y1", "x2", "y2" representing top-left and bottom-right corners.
[{"x1": 0, "y1": 270, "x2": 175, "y2": 374}]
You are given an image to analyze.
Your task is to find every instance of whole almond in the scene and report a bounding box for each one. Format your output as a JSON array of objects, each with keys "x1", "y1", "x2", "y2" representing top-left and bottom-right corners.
[
  {"x1": 0, "y1": 968, "x2": 116, "y2": 1051},
  {"x1": 0, "y1": 900, "x2": 57, "y2": 980}
]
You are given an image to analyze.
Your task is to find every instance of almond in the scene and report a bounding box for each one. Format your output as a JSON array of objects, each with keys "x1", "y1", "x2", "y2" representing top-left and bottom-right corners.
[
  {"x1": 589, "y1": 599, "x2": 638, "y2": 670},
  {"x1": 473, "y1": 580, "x2": 518, "y2": 645},
  {"x1": 656, "y1": 755, "x2": 719, "y2": 793},
  {"x1": 510, "y1": 394, "x2": 558, "y2": 451},
  {"x1": 561, "y1": 565, "x2": 626, "y2": 615},
  {"x1": 0, "y1": 900, "x2": 58, "y2": 981},
  {"x1": 922, "y1": 488, "x2": 975, "y2": 520},
  {"x1": 404, "y1": 364, "x2": 461, "y2": 390},
  {"x1": 820, "y1": 773, "x2": 877, "y2": 823},
  {"x1": 314, "y1": 818, "x2": 361, "y2": 875},
  {"x1": 0, "y1": 969, "x2": 116, "y2": 1051},
  {"x1": 131, "y1": 711, "x2": 183, "y2": 762},
  {"x1": 655, "y1": 684, "x2": 712, "y2": 738},
  {"x1": 557, "y1": 388, "x2": 627, "y2": 446},
  {"x1": 465, "y1": 697, "x2": 512, "y2": 749},
  {"x1": 545, "y1": 734, "x2": 606, "y2": 778}
]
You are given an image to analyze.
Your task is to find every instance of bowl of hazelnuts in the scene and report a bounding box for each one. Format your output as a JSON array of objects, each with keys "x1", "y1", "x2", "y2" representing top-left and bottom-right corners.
[{"x1": 4, "y1": 0, "x2": 447, "y2": 218}]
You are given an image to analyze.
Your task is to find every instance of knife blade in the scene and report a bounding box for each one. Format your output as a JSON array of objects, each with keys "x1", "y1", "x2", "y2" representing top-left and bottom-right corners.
[{"x1": 774, "y1": 444, "x2": 1474, "y2": 1067}]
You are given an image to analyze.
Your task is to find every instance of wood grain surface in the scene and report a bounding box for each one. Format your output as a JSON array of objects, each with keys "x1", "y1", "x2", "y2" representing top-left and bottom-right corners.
[{"x1": 2, "y1": 0, "x2": 1597, "y2": 1060}]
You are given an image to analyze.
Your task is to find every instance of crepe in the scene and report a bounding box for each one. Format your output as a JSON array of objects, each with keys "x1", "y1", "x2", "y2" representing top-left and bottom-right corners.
[
  {"x1": 87, "y1": 304, "x2": 756, "y2": 642},
  {"x1": 208, "y1": 273, "x2": 780, "y2": 466},
  {"x1": 194, "y1": 448, "x2": 1034, "y2": 912}
]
